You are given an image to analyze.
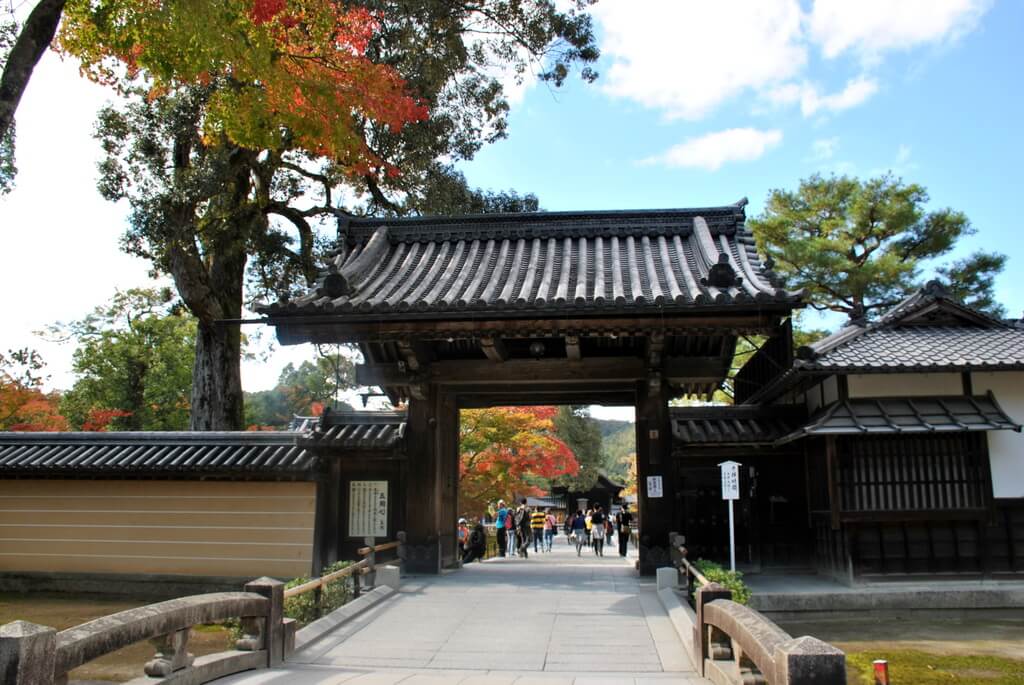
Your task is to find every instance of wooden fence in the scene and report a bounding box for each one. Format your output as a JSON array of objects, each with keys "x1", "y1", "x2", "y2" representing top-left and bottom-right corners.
[{"x1": 0, "y1": 534, "x2": 405, "y2": 685}]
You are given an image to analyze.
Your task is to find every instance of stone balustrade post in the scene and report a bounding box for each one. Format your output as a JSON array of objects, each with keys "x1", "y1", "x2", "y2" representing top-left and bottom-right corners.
[
  {"x1": 693, "y1": 582, "x2": 732, "y2": 677},
  {"x1": 397, "y1": 531, "x2": 407, "y2": 572},
  {"x1": 773, "y1": 636, "x2": 847, "y2": 685},
  {"x1": 144, "y1": 628, "x2": 194, "y2": 677},
  {"x1": 240, "y1": 577, "x2": 285, "y2": 667},
  {"x1": 0, "y1": 621, "x2": 57, "y2": 685}
]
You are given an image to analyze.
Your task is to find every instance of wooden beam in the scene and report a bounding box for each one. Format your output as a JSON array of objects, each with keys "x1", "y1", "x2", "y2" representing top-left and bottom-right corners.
[
  {"x1": 273, "y1": 311, "x2": 788, "y2": 345},
  {"x1": 396, "y1": 341, "x2": 432, "y2": 371},
  {"x1": 479, "y1": 336, "x2": 508, "y2": 363},
  {"x1": 356, "y1": 356, "x2": 727, "y2": 388},
  {"x1": 826, "y1": 436, "x2": 840, "y2": 531},
  {"x1": 565, "y1": 335, "x2": 581, "y2": 361}
]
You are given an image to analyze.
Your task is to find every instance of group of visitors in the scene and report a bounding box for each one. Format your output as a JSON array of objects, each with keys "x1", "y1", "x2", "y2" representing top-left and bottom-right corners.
[
  {"x1": 567, "y1": 503, "x2": 632, "y2": 557},
  {"x1": 456, "y1": 499, "x2": 634, "y2": 564},
  {"x1": 493, "y1": 498, "x2": 557, "y2": 558}
]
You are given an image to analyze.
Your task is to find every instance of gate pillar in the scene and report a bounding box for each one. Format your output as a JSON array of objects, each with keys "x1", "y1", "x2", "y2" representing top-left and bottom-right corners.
[
  {"x1": 636, "y1": 376, "x2": 677, "y2": 574},
  {"x1": 403, "y1": 385, "x2": 442, "y2": 573}
]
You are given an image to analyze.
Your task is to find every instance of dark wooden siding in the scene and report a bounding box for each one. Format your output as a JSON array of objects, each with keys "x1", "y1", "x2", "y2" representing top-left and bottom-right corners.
[{"x1": 838, "y1": 433, "x2": 989, "y2": 516}]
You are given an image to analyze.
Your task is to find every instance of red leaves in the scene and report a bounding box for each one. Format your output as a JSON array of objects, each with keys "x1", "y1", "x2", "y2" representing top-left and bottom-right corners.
[
  {"x1": 250, "y1": 0, "x2": 287, "y2": 25},
  {"x1": 459, "y1": 406, "x2": 580, "y2": 514},
  {"x1": 81, "y1": 408, "x2": 133, "y2": 432}
]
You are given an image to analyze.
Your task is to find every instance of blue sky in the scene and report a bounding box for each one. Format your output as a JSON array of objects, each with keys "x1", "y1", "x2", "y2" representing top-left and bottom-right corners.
[{"x1": 0, "y1": 0, "x2": 1020, "y2": 408}]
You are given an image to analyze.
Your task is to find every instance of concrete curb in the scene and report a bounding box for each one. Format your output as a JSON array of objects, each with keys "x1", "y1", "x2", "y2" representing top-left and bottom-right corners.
[
  {"x1": 750, "y1": 585, "x2": 1024, "y2": 613},
  {"x1": 293, "y1": 586, "x2": 395, "y2": 654},
  {"x1": 656, "y1": 586, "x2": 698, "y2": 669}
]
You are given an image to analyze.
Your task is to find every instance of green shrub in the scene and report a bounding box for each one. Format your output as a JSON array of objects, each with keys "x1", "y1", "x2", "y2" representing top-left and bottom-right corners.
[
  {"x1": 283, "y1": 560, "x2": 354, "y2": 626},
  {"x1": 693, "y1": 559, "x2": 752, "y2": 605}
]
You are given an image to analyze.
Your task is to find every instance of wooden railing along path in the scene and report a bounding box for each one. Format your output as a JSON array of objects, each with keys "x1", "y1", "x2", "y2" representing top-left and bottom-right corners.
[
  {"x1": 667, "y1": 533, "x2": 847, "y2": 685},
  {"x1": 0, "y1": 533, "x2": 405, "y2": 685}
]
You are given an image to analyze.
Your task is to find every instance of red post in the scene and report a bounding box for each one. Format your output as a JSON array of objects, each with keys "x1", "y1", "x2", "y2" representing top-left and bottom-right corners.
[{"x1": 873, "y1": 659, "x2": 890, "y2": 685}]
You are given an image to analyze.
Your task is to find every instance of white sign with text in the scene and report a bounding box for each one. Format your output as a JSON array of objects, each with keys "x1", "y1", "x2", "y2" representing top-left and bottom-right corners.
[
  {"x1": 349, "y1": 480, "x2": 388, "y2": 538},
  {"x1": 646, "y1": 475, "x2": 663, "y2": 498},
  {"x1": 720, "y1": 460, "x2": 740, "y2": 500}
]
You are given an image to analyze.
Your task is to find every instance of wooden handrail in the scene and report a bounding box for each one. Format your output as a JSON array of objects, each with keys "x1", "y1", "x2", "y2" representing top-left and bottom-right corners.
[
  {"x1": 357, "y1": 540, "x2": 401, "y2": 556},
  {"x1": 679, "y1": 553, "x2": 710, "y2": 587},
  {"x1": 283, "y1": 557, "x2": 370, "y2": 599}
]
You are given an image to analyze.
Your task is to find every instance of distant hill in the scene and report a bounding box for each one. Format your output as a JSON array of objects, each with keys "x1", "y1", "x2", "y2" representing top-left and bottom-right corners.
[
  {"x1": 595, "y1": 419, "x2": 634, "y2": 483},
  {"x1": 594, "y1": 418, "x2": 633, "y2": 438}
]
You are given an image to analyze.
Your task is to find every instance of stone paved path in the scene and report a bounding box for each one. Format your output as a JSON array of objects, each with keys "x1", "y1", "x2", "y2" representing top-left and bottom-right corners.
[{"x1": 217, "y1": 535, "x2": 705, "y2": 684}]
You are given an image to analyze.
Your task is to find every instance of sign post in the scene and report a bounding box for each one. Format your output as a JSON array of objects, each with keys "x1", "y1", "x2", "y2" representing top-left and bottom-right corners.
[{"x1": 718, "y1": 461, "x2": 740, "y2": 572}]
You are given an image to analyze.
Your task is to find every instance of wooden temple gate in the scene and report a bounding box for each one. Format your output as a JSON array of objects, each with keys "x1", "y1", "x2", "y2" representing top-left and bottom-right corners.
[{"x1": 260, "y1": 204, "x2": 800, "y2": 573}]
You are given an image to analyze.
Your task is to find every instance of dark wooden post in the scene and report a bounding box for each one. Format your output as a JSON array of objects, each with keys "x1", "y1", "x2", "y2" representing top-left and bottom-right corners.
[
  {"x1": 636, "y1": 375, "x2": 676, "y2": 574},
  {"x1": 436, "y1": 389, "x2": 459, "y2": 569},
  {"x1": 403, "y1": 385, "x2": 442, "y2": 573},
  {"x1": 364, "y1": 536, "x2": 377, "y2": 588}
]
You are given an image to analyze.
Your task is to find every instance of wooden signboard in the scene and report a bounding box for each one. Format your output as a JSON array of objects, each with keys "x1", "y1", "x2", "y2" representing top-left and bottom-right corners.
[{"x1": 349, "y1": 480, "x2": 388, "y2": 538}]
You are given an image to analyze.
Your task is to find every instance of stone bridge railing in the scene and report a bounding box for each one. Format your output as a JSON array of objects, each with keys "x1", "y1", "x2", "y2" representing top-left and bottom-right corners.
[
  {"x1": 0, "y1": 577, "x2": 285, "y2": 685},
  {"x1": 669, "y1": 535, "x2": 846, "y2": 684},
  {"x1": 0, "y1": 534, "x2": 406, "y2": 685}
]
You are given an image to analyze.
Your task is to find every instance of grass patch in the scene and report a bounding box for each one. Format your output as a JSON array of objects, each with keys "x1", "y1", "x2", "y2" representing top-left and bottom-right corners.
[{"x1": 846, "y1": 649, "x2": 1024, "y2": 685}]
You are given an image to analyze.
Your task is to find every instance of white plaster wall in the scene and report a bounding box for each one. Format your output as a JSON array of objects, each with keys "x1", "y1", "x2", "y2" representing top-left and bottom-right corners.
[
  {"x1": 847, "y1": 373, "x2": 962, "y2": 398},
  {"x1": 973, "y1": 371, "x2": 1024, "y2": 499}
]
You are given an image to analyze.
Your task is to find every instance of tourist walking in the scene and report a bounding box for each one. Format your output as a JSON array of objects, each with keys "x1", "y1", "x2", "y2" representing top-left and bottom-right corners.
[
  {"x1": 616, "y1": 504, "x2": 633, "y2": 557},
  {"x1": 570, "y1": 509, "x2": 587, "y2": 556},
  {"x1": 584, "y1": 508, "x2": 593, "y2": 547},
  {"x1": 530, "y1": 506, "x2": 546, "y2": 552},
  {"x1": 591, "y1": 504, "x2": 606, "y2": 556},
  {"x1": 505, "y1": 501, "x2": 517, "y2": 557},
  {"x1": 495, "y1": 500, "x2": 509, "y2": 557},
  {"x1": 544, "y1": 508, "x2": 556, "y2": 552},
  {"x1": 515, "y1": 499, "x2": 532, "y2": 558},
  {"x1": 457, "y1": 517, "x2": 469, "y2": 559}
]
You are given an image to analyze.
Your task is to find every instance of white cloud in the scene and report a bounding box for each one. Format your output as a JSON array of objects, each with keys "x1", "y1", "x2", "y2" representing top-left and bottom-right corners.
[
  {"x1": 594, "y1": 0, "x2": 988, "y2": 120},
  {"x1": 767, "y1": 76, "x2": 879, "y2": 116},
  {"x1": 809, "y1": 137, "x2": 840, "y2": 161},
  {"x1": 641, "y1": 128, "x2": 783, "y2": 171},
  {"x1": 595, "y1": 0, "x2": 806, "y2": 120},
  {"x1": 896, "y1": 144, "x2": 912, "y2": 166},
  {"x1": 808, "y1": 0, "x2": 992, "y2": 61}
]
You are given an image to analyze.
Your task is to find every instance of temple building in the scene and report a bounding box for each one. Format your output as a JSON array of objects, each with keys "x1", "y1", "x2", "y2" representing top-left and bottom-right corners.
[{"x1": 0, "y1": 204, "x2": 1020, "y2": 591}]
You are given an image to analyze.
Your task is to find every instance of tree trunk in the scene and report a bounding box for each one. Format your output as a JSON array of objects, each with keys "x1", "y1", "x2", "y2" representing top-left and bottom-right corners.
[
  {"x1": 0, "y1": 0, "x2": 67, "y2": 143},
  {"x1": 190, "y1": 316, "x2": 244, "y2": 431}
]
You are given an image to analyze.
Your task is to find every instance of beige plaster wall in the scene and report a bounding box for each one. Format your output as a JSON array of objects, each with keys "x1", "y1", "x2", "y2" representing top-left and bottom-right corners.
[{"x1": 0, "y1": 480, "x2": 315, "y2": 578}]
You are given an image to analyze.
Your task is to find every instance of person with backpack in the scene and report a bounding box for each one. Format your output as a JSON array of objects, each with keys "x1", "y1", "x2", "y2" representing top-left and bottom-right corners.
[
  {"x1": 544, "y1": 508, "x2": 557, "y2": 552},
  {"x1": 570, "y1": 509, "x2": 587, "y2": 556},
  {"x1": 514, "y1": 499, "x2": 532, "y2": 558},
  {"x1": 530, "y1": 506, "x2": 546, "y2": 552},
  {"x1": 495, "y1": 500, "x2": 509, "y2": 557}
]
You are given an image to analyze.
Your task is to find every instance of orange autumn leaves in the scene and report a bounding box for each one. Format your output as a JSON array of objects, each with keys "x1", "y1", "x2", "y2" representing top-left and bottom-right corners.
[
  {"x1": 459, "y1": 406, "x2": 579, "y2": 515},
  {"x1": 58, "y1": 0, "x2": 428, "y2": 173}
]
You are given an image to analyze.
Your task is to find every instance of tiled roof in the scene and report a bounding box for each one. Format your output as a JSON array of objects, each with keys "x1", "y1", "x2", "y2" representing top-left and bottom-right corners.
[
  {"x1": 0, "y1": 432, "x2": 315, "y2": 477},
  {"x1": 259, "y1": 203, "x2": 799, "y2": 321},
  {"x1": 671, "y1": 405, "x2": 804, "y2": 445},
  {"x1": 795, "y1": 282, "x2": 1024, "y2": 373},
  {"x1": 297, "y1": 411, "x2": 406, "y2": 451},
  {"x1": 798, "y1": 326, "x2": 1024, "y2": 372},
  {"x1": 777, "y1": 393, "x2": 1021, "y2": 445}
]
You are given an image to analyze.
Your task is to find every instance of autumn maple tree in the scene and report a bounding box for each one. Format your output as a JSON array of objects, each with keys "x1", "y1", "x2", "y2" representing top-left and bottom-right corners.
[
  {"x1": 0, "y1": 349, "x2": 67, "y2": 431},
  {"x1": 459, "y1": 406, "x2": 579, "y2": 516}
]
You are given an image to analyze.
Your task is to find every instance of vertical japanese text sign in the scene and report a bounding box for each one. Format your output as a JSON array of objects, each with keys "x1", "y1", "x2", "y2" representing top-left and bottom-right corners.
[
  {"x1": 719, "y1": 461, "x2": 740, "y2": 500},
  {"x1": 349, "y1": 480, "x2": 388, "y2": 538}
]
